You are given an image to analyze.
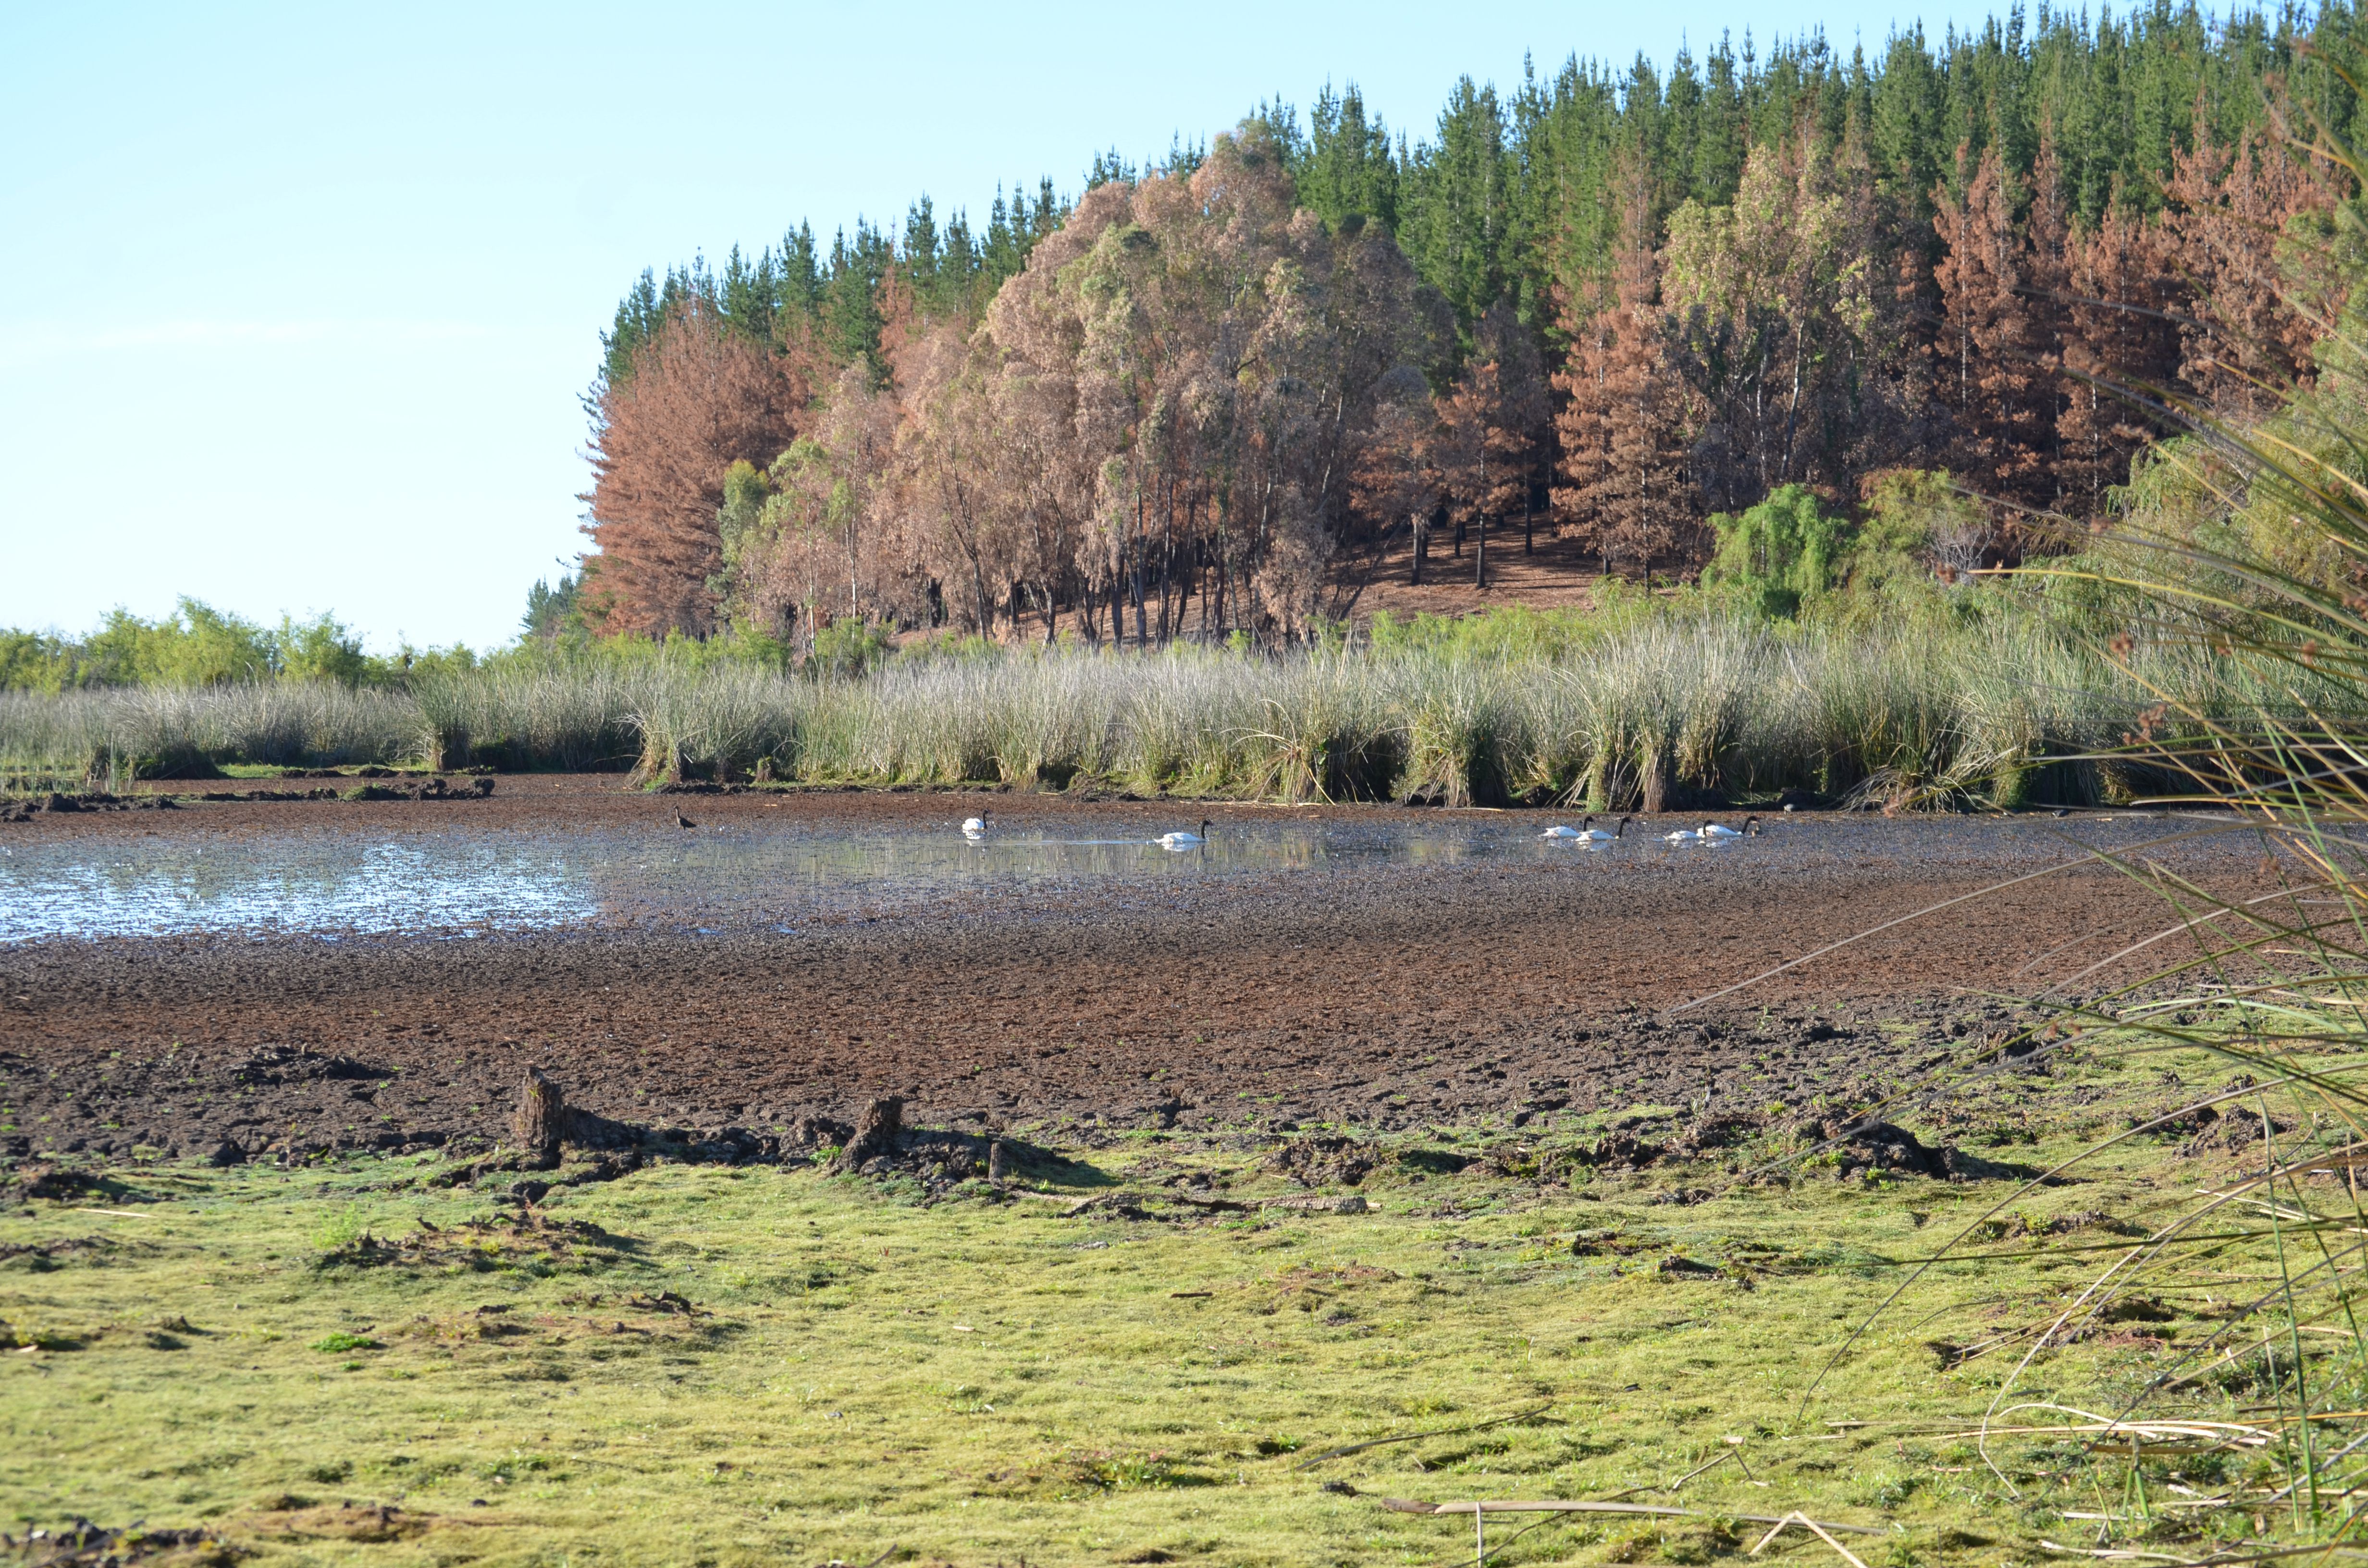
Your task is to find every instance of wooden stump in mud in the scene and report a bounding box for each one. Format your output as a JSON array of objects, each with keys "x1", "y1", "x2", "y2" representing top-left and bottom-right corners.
[
  {"x1": 513, "y1": 1068, "x2": 567, "y2": 1164},
  {"x1": 987, "y1": 1139, "x2": 1012, "y2": 1182},
  {"x1": 834, "y1": 1096, "x2": 903, "y2": 1171}
]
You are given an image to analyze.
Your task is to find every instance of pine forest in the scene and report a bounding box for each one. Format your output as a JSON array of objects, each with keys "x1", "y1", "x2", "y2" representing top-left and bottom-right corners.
[{"x1": 570, "y1": 0, "x2": 2368, "y2": 652}]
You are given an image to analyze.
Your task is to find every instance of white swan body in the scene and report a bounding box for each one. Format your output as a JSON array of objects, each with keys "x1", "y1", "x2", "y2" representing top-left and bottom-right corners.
[
  {"x1": 1548, "y1": 814, "x2": 1626, "y2": 843},
  {"x1": 1700, "y1": 815, "x2": 1760, "y2": 841},
  {"x1": 1664, "y1": 827, "x2": 1701, "y2": 844},
  {"x1": 1700, "y1": 822, "x2": 1742, "y2": 840},
  {"x1": 962, "y1": 814, "x2": 989, "y2": 837},
  {"x1": 1159, "y1": 818, "x2": 1214, "y2": 850}
]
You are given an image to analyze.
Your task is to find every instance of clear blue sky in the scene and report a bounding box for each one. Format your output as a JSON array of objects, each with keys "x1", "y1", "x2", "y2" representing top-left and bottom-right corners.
[{"x1": 1, "y1": 0, "x2": 1990, "y2": 653}]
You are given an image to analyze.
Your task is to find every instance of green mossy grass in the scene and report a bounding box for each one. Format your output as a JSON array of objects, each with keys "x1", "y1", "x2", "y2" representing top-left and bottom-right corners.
[{"x1": 0, "y1": 1053, "x2": 2291, "y2": 1565}]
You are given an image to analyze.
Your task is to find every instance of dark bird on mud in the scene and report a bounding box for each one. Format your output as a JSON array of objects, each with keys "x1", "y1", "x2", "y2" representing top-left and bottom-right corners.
[{"x1": 674, "y1": 813, "x2": 695, "y2": 830}]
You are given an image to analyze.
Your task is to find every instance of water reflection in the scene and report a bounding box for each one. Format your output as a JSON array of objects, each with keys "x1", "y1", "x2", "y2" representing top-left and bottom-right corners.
[
  {"x1": 0, "y1": 840, "x2": 597, "y2": 942},
  {"x1": 0, "y1": 810, "x2": 2233, "y2": 943}
]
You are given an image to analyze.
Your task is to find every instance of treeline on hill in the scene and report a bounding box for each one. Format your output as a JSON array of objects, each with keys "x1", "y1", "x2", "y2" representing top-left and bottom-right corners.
[{"x1": 570, "y1": 0, "x2": 2368, "y2": 653}]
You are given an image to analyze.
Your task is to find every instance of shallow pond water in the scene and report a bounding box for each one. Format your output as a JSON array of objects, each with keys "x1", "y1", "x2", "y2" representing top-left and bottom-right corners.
[{"x1": 0, "y1": 808, "x2": 2247, "y2": 943}]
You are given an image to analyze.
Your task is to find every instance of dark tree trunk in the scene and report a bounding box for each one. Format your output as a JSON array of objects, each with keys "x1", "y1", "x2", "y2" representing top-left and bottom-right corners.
[{"x1": 1640, "y1": 752, "x2": 1670, "y2": 814}]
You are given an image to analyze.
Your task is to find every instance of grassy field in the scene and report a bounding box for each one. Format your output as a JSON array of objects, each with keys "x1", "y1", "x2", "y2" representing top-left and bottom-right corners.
[{"x1": 0, "y1": 1040, "x2": 2311, "y2": 1568}]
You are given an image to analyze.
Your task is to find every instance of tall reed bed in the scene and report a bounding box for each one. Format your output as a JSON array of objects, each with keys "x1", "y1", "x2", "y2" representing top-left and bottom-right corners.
[
  {"x1": 0, "y1": 682, "x2": 421, "y2": 789},
  {"x1": 0, "y1": 609, "x2": 2308, "y2": 805}
]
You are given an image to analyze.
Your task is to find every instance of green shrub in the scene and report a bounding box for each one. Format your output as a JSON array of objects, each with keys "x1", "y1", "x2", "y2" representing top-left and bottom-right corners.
[{"x1": 1704, "y1": 485, "x2": 1849, "y2": 619}]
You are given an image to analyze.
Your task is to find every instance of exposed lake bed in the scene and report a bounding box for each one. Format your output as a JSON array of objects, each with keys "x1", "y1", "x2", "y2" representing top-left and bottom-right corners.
[{"x1": 0, "y1": 774, "x2": 2263, "y2": 1163}]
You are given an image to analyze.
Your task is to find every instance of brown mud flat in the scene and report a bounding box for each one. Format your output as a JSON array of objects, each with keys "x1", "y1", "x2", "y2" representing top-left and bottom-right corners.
[{"x1": 0, "y1": 776, "x2": 2263, "y2": 1164}]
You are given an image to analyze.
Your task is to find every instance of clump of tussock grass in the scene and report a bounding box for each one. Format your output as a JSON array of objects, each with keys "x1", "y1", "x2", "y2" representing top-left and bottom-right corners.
[
  {"x1": 627, "y1": 663, "x2": 806, "y2": 784},
  {"x1": 1550, "y1": 616, "x2": 1771, "y2": 809},
  {"x1": 412, "y1": 658, "x2": 643, "y2": 773}
]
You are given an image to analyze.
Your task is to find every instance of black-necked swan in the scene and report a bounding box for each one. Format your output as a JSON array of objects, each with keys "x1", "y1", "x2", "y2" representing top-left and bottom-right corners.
[
  {"x1": 1701, "y1": 815, "x2": 1762, "y2": 840},
  {"x1": 1159, "y1": 819, "x2": 1213, "y2": 849},
  {"x1": 1545, "y1": 814, "x2": 1630, "y2": 842},
  {"x1": 962, "y1": 809, "x2": 991, "y2": 836}
]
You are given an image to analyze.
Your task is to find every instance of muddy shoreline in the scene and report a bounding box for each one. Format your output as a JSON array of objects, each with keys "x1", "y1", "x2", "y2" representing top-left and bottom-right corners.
[{"x1": 0, "y1": 776, "x2": 2257, "y2": 1162}]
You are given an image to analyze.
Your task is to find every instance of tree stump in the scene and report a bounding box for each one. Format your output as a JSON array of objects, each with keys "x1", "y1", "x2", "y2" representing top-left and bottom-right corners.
[
  {"x1": 513, "y1": 1068, "x2": 567, "y2": 1166},
  {"x1": 987, "y1": 1139, "x2": 1012, "y2": 1182},
  {"x1": 1640, "y1": 751, "x2": 1670, "y2": 815},
  {"x1": 834, "y1": 1096, "x2": 904, "y2": 1171}
]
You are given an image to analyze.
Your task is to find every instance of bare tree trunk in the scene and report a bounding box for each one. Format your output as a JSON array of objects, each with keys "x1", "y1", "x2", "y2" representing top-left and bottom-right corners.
[
  {"x1": 1781, "y1": 319, "x2": 1806, "y2": 484},
  {"x1": 1410, "y1": 511, "x2": 1426, "y2": 587},
  {"x1": 1475, "y1": 513, "x2": 1487, "y2": 590},
  {"x1": 1640, "y1": 751, "x2": 1669, "y2": 814}
]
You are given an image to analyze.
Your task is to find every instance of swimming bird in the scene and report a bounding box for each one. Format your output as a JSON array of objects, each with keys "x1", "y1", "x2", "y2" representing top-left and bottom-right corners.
[
  {"x1": 1159, "y1": 818, "x2": 1214, "y2": 849},
  {"x1": 962, "y1": 808, "x2": 991, "y2": 836},
  {"x1": 1544, "y1": 814, "x2": 1628, "y2": 842},
  {"x1": 1701, "y1": 815, "x2": 1762, "y2": 840},
  {"x1": 1663, "y1": 825, "x2": 1702, "y2": 844}
]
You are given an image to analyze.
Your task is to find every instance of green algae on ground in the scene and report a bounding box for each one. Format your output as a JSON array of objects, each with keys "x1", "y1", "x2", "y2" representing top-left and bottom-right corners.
[{"x1": 0, "y1": 1066, "x2": 2293, "y2": 1566}]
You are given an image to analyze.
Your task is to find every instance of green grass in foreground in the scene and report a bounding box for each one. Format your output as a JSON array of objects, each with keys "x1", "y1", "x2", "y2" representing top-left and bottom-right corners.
[{"x1": 0, "y1": 1053, "x2": 2307, "y2": 1567}]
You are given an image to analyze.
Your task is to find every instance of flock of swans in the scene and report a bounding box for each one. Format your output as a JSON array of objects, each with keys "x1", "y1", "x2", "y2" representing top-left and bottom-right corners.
[
  {"x1": 962, "y1": 808, "x2": 1209, "y2": 851},
  {"x1": 1539, "y1": 812, "x2": 1761, "y2": 846},
  {"x1": 959, "y1": 807, "x2": 1763, "y2": 851}
]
